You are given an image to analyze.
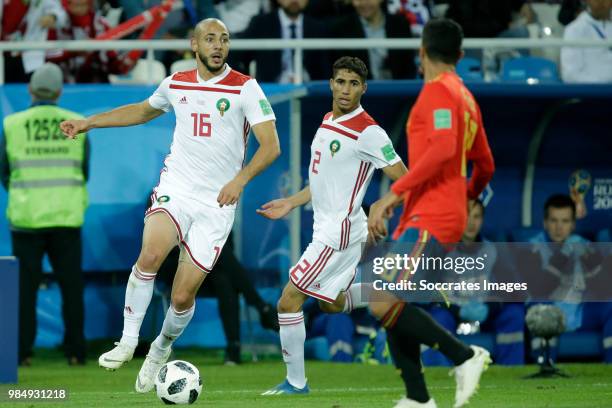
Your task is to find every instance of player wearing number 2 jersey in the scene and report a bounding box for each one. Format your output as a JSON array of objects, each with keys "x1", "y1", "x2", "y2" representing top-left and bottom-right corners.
[
  {"x1": 368, "y1": 19, "x2": 495, "y2": 408},
  {"x1": 258, "y1": 57, "x2": 407, "y2": 396},
  {"x1": 60, "y1": 19, "x2": 280, "y2": 394}
]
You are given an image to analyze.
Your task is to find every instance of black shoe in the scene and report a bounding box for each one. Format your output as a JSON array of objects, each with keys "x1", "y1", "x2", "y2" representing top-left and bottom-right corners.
[
  {"x1": 68, "y1": 356, "x2": 86, "y2": 366},
  {"x1": 224, "y1": 343, "x2": 242, "y2": 365},
  {"x1": 19, "y1": 357, "x2": 32, "y2": 367},
  {"x1": 259, "y1": 304, "x2": 279, "y2": 332}
]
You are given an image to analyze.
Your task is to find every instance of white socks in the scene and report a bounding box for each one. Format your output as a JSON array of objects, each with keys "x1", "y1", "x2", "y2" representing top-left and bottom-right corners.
[
  {"x1": 120, "y1": 265, "x2": 156, "y2": 348},
  {"x1": 150, "y1": 304, "x2": 195, "y2": 359},
  {"x1": 343, "y1": 283, "x2": 370, "y2": 313},
  {"x1": 278, "y1": 312, "x2": 307, "y2": 389}
]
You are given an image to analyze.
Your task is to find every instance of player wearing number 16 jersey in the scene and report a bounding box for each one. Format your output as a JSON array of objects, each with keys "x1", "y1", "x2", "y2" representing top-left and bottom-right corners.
[
  {"x1": 258, "y1": 57, "x2": 407, "y2": 395},
  {"x1": 60, "y1": 19, "x2": 280, "y2": 394}
]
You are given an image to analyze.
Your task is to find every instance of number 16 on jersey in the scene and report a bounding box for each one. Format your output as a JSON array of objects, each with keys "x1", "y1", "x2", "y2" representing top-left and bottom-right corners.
[{"x1": 191, "y1": 113, "x2": 211, "y2": 137}]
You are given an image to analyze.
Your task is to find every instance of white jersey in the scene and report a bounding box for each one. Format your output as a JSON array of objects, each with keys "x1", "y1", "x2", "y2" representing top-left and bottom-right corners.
[
  {"x1": 148, "y1": 65, "x2": 276, "y2": 208},
  {"x1": 309, "y1": 106, "x2": 401, "y2": 250}
]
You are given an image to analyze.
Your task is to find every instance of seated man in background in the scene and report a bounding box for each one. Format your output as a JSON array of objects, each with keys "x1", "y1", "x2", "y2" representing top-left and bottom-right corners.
[
  {"x1": 445, "y1": 0, "x2": 531, "y2": 39},
  {"x1": 331, "y1": 0, "x2": 416, "y2": 79},
  {"x1": 47, "y1": 0, "x2": 129, "y2": 83},
  {"x1": 526, "y1": 194, "x2": 612, "y2": 363},
  {"x1": 232, "y1": 0, "x2": 330, "y2": 83},
  {"x1": 561, "y1": 0, "x2": 612, "y2": 83},
  {"x1": 422, "y1": 199, "x2": 526, "y2": 366},
  {"x1": 156, "y1": 228, "x2": 279, "y2": 365},
  {"x1": 2, "y1": 0, "x2": 68, "y2": 82}
]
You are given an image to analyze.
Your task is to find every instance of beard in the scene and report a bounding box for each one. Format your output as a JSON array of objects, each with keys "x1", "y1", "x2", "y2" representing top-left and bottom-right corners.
[{"x1": 198, "y1": 51, "x2": 226, "y2": 74}]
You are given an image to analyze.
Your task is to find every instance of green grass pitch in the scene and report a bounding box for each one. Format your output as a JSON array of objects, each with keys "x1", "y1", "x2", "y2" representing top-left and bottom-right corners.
[{"x1": 4, "y1": 349, "x2": 612, "y2": 407}]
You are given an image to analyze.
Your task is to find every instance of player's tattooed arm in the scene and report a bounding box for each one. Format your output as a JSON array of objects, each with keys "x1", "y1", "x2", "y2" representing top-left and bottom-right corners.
[
  {"x1": 256, "y1": 186, "x2": 311, "y2": 220},
  {"x1": 218, "y1": 120, "x2": 280, "y2": 207},
  {"x1": 60, "y1": 100, "x2": 164, "y2": 138}
]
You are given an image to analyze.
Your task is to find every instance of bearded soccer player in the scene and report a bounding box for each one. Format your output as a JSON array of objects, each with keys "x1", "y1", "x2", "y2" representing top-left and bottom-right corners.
[
  {"x1": 257, "y1": 56, "x2": 407, "y2": 395},
  {"x1": 368, "y1": 19, "x2": 495, "y2": 408},
  {"x1": 60, "y1": 19, "x2": 280, "y2": 393}
]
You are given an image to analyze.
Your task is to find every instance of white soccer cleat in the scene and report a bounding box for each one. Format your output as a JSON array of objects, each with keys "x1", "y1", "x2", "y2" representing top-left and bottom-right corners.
[
  {"x1": 393, "y1": 397, "x2": 438, "y2": 408},
  {"x1": 98, "y1": 342, "x2": 135, "y2": 371},
  {"x1": 135, "y1": 347, "x2": 172, "y2": 393},
  {"x1": 451, "y1": 345, "x2": 491, "y2": 407}
]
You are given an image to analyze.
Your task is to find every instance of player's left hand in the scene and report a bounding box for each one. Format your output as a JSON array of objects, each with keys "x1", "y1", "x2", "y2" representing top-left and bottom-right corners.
[
  {"x1": 217, "y1": 178, "x2": 245, "y2": 207},
  {"x1": 256, "y1": 199, "x2": 293, "y2": 219}
]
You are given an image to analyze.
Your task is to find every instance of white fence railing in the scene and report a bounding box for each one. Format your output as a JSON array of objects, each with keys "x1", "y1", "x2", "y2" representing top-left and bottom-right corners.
[{"x1": 2, "y1": 38, "x2": 612, "y2": 83}]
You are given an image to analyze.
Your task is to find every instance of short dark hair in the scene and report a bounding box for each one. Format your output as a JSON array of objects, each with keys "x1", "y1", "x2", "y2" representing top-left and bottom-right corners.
[
  {"x1": 422, "y1": 18, "x2": 463, "y2": 65},
  {"x1": 544, "y1": 194, "x2": 576, "y2": 219},
  {"x1": 332, "y1": 56, "x2": 368, "y2": 82}
]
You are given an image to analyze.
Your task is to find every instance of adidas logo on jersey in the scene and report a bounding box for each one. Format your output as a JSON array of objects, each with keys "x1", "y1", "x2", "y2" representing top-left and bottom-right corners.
[
  {"x1": 310, "y1": 282, "x2": 321, "y2": 290},
  {"x1": 179, "y1": 96, "x2": 187, "y2": 104}
]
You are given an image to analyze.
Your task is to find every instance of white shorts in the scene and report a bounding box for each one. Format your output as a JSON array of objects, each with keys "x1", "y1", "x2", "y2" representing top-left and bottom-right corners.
[
  {"x1": 289, "y1": 239, "x2": 361, "y2": 303},
  {"x1": 145, "y1": 189, "x2": 234, "y2": 273}
]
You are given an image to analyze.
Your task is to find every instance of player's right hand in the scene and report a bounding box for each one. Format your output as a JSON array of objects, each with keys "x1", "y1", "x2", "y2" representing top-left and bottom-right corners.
[
  {"x1": 60, "y1": 119, "x2": 89, "y2": 139},
  {"x1": 256, "y1": 199, "x2": 293, "y2": 220},
  {"x1": 368, "y1": 199, "x2": 391, "y2": 242}
]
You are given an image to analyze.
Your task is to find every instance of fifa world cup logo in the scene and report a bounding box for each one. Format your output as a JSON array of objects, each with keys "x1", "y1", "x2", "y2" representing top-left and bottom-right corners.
[{"x1": 568, "y1": 169, "x2": 592, "y2": 219}]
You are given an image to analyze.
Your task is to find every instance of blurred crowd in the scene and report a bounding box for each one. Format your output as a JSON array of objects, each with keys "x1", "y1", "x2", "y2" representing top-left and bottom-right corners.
[
  {"x1": 315, "y1": 193, "x2": 612, "y2": 366},
  {"x1": 2, "y1": 0, "x2": 611, "y2": 84}
]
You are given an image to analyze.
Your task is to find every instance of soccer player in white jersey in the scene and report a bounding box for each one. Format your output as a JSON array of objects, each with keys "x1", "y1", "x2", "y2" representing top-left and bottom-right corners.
[
  {"x1": 60, "y1": 18, "x2": 280, "y2": 393},
  {"x1": 257, "y1": 56, "x2": 407, "y2": 395}
]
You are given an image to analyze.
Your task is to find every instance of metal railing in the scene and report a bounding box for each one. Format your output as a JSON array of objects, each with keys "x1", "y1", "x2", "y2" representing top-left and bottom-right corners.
[{"x1": 2, "y1": 37, "x2": 612, "y2": 84}]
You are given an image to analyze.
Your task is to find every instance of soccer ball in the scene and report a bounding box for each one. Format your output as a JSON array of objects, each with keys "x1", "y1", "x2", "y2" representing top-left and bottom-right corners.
[{"x1": 155, "y1": 360, "x2": 202, "y2": 405}]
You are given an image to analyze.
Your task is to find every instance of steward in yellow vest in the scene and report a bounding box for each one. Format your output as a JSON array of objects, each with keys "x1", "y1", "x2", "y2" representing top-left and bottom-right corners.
[{"x1": 0, "y1": 63, "x2": 88, "y2": 365}]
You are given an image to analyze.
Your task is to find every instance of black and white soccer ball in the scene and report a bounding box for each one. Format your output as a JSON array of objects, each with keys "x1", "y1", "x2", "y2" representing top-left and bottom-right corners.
[{"x1": 154, "y1": 360, "x2": 202, "y2": 405}]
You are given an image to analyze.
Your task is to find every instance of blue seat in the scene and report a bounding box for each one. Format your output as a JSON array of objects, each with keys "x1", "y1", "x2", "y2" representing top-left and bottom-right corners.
[
  {"x1": 558, "y1": 331, "x2": 602, "y2": 358},
  {"x1": 457, "y1": 57, "x2": 483, "y2": 81},
  {"x1": 501, "y1": 57, "x2": 560, "y2": 83},
  {"x1": 510, "y1": 227, "x2": 541, "y2": 242},
  {"x1": 596, "y1": 228, "x2": 611, "y2": 242}
]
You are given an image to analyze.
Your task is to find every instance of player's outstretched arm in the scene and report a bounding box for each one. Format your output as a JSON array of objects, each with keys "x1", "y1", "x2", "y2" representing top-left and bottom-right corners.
[
  {"x1": 256, "y1": 186, "x2": 311, "y2": 220},
  {"x1": 217, "y1": 120, "x2": 281, "y2": 207},
  {"x1": 60, "y1": 100, "x2": 165, "y2": 139}
]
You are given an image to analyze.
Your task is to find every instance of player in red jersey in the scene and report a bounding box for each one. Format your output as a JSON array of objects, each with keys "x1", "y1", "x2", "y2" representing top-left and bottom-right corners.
[{"x1": 367, "y1": 19, "x2": 495, "y2": 408}]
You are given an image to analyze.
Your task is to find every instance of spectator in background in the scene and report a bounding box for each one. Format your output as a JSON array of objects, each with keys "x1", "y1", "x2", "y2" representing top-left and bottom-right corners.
[
  {"x1": 388, "y1": 0, "x2": 433, "y2": 36},
  {"x1": 2, "y1": 0, "x2": 68, "y2": 82},
  {"x1": 422, "y1": 200, "x2": 526, "y2": 366},
  {"x1": 232, "y1": 0, "x2": 329, "y2": 83},
  {"x1": 47, "y1": 0, "x2": 128, "y2": 83},
  {"x1": 0, "y1": 63, "x2": 89, "y2": 365},
  {"x1": 306, "y1": 0, "x2": 354, "y2": 20},
  {"x1": 561, "y1": 0, "x2": 612, "y2": 83},
  {"x1": 446, "y1": 0, "x2": 530, "y2": 38},
  {"x1": 331, "y1": 0, "x2": 417, "y2": 79},
  {"x1": 215, "y1": 0, "x2": 270, "y2": 33},
  {"x1": 526, "y1": 194, "x2": 612, "y2": 363},
  {"x1": 558, "y1": 0, "x2": 586, "y2": 25}
]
